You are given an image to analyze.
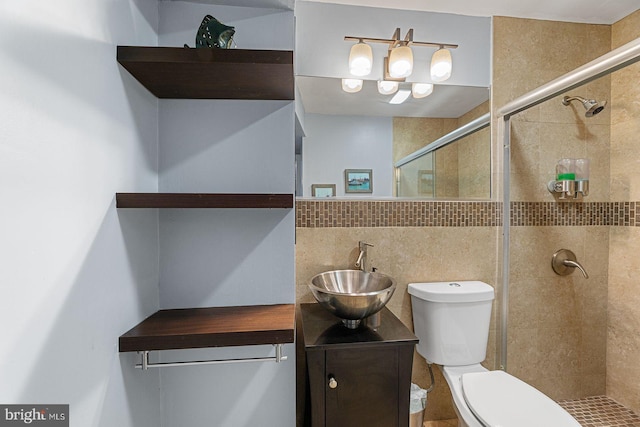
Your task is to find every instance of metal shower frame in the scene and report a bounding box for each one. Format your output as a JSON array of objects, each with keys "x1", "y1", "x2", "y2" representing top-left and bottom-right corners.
[{"x1": 495, "y1": 36, "x2": 640, "y2": 370}]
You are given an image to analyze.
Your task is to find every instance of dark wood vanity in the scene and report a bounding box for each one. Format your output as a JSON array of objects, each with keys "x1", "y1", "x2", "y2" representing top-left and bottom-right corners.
[{"x1": 298, "y1": 303, "x2": 418, "y2": 427}]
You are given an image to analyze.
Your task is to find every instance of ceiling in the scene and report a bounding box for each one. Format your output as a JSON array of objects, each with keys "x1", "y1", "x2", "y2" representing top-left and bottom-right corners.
[{"x1": 307, "y1": 0, "x2": 639, "y2": 25}]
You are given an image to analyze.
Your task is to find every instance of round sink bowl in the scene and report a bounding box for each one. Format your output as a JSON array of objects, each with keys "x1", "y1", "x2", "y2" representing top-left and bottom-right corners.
[{"x1": 308, "y1": 269, "x2": 396, "y2": 329}]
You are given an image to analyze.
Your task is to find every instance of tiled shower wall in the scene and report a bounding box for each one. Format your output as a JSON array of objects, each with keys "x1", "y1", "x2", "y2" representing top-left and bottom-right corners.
[
  {"x1": 493, "y1": 15, "x2": 612, "y2": 401},
  {"x1": 494, "y1": 10, "x2": 640, "y2": 410}
]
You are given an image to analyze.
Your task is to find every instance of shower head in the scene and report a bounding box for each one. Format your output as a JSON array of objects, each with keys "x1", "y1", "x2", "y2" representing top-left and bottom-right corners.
[{"x1": 562, "y1": 95, "x2": 607, "y2": 117}]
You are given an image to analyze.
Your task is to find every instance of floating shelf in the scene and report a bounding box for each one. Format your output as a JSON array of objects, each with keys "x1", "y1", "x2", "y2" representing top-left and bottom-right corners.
[
  {"x1": 116, "y1": 193, "x2": 293, "y2": 209},
  {"x1": 117, "y1": 46, "x2": 294, "y2": 100},
  {"x1": 119, "y1": 304, "x2": 295, "y2": 352}
]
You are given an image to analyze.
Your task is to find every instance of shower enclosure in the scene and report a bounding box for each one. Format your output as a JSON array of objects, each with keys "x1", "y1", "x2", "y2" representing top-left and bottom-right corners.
[{"x1": 496, "y1": 17, "x2": 640, "y2": 419}]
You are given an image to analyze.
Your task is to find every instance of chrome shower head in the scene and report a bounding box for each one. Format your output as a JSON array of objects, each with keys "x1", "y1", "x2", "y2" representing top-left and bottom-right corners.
[{"x1": 562, "y1": 95, "x2": 607, "y2": 117}]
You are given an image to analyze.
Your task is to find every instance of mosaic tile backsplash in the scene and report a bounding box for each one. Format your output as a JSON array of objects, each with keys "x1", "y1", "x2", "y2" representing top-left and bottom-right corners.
[
  {"x1": 295, "y1": 200, "x2": 501, "y2": 227},
  {"x1": 295, "y1": 200, "x2": 639, "y2": 228}
]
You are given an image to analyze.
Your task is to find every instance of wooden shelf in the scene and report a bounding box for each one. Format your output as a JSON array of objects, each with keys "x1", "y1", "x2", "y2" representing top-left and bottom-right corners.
[
  {"x1": 119, "y1": 304, "x2": 295, "y2": 352},
  {"x1": 117, "y1": 46, "x2": 294, "y2": 100},
  {"x1": 116, "y1": 193, "x2": 293, "y2": 209}
]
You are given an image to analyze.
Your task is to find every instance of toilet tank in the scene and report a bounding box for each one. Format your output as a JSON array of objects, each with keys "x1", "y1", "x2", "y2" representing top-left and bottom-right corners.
[{"x1": 408, "y1": 281, "x2": 494, "y2": 366}]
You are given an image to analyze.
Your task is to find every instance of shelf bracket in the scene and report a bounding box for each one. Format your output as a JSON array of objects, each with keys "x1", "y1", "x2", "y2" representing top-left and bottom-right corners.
[{"x1": 135, "y1": 344, "x2": 288, "y2": 370}]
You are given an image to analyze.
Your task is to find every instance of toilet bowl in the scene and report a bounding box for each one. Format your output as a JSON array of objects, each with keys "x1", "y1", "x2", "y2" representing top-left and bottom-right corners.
[{"x1": 408, "y1": 281, "x2": 581, "y2": 427}]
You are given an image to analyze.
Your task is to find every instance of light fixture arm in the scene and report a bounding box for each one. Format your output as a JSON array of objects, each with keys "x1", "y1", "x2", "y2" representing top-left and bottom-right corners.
[{"x1": 344, "y1": 28, "x2": 458, "y2": 50}]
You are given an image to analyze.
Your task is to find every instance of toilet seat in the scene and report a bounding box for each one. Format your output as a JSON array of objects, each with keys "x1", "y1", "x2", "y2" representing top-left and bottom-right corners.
[{"x1": 461, "y1": 370, "x2": 581, "y2": 427}]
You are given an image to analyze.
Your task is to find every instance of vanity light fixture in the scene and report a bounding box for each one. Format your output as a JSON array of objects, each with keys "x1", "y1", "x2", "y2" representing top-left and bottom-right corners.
[
  {"x1": 377, "y1": 80, "x2": 399, "y2": 95},
  {"x1": 345, "y1": 28, "x2": 457, "y2": 82},
  {"x1": 412, "y1": 82, "x2": 433, "y2": 98},
  {"x1": 341, "y1": 78, "x2": 363, "y2": 93},
  {"x1": 389, "y1": 89, "x2": 412, "y2": 104}
]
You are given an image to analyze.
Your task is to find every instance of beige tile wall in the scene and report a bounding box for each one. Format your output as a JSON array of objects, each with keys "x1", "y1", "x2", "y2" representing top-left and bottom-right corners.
[
  {"x1": 493, "y1": 16, "x2": 612, "y2": 400},
  {"x1": 608, "y1": 8, "x2": 640, "y2": 414}
]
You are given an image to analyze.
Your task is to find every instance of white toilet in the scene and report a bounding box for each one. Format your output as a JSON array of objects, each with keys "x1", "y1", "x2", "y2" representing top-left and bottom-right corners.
[{"x1": 408, "y1": 281, "x2": 581, "y2": 427}]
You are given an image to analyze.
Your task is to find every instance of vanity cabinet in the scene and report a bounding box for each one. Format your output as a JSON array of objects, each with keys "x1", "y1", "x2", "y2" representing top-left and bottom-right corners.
[{"x1": 298, "y1": 303, "x2": 418, "y2": 427}]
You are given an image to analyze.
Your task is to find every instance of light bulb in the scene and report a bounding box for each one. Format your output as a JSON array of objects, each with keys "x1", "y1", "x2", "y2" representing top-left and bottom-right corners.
[
  {"x1": 412, "y1": 83, "x2": 433, "y2": 98},
  {"x1": 388, "y1": 45, "x2": 413, "y2": 78},
  {"x1": 341, "y1": 78, "x2": 363, "y2": 93},
  {"x1": 348, "y1": 41, "x2": 373, "y2": 77},
  {"x1": 377, "y1": 80, "x2": 399, "y2": 95},
  {"x1": 431, "y1": 48, "x2": 452, "y2": 82}
]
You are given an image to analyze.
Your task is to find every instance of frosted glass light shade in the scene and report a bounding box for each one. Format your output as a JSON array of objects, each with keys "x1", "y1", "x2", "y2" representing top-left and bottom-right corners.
[
  {"x1": 431, "y1": 48, "x2": 452, "y2": 82},
  {"x1": 377, "y1": 80, "x2": 399, "y2": 95},
  {"x1": 388, "y1": 45, "x2": 413, "y2": 78},
  {"x1": 349, "y1": 41, "x2": 373, "y2": 77},
  {"x1": 412, "y1": 83, "x2": 433, "y2": 98},
  {"x1": 342, "y1": 78, "x2": 363, "y2": 93}
]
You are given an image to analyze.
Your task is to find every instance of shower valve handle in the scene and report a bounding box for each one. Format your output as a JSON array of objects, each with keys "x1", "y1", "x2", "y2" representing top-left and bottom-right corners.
[{"x1": 551, "y1": 249, "x2": 589, "y2": 279}]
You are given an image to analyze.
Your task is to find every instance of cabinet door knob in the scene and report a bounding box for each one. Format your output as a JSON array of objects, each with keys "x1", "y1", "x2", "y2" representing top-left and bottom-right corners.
[{"x1": 328, "y1": 376, "x2": 338, "y2": 389}]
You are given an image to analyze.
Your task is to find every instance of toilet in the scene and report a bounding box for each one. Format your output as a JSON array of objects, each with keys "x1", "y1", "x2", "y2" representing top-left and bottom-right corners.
[{"x1": 408, "y1": 281, "x2": 581, "y2": 427}]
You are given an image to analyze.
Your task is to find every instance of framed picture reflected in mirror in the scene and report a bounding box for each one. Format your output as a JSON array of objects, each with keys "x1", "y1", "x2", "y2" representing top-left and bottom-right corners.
[
  {"x1": 311, "y1": 184, "x2": 336, "y2": 197},
  {"x1": 344, "y1": 169, "x2": 372, "y2": 193}
]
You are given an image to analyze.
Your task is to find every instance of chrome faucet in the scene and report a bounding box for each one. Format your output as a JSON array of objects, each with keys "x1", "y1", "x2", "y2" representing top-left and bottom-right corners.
[{"x1": 354, "y1": 241, "x2": 374, "y2": 272}]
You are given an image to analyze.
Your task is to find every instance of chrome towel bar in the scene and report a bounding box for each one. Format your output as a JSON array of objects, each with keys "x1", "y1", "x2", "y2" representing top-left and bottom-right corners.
[{"x1": 135, "y1": 344, "x2": 287, "y2": 370}]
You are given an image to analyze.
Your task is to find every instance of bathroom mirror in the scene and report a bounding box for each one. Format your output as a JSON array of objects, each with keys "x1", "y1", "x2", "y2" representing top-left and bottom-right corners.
[
  {"x1": 296, "y1": 76, "x2": 491, "y2": 199},
  {"x1": 294, "y1": 2, "x2": 492, "y2": 200}
]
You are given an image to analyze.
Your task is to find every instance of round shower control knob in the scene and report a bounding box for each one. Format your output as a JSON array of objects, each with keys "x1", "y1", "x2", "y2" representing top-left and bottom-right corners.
[{"x1": 328, "y1": 376, "x2": 338, "y2": 389}]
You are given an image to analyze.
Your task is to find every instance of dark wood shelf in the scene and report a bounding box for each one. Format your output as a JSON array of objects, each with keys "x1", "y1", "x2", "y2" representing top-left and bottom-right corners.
[
  {"x1": 119, "y1": 304, "x2": 295, "y2": 352},
  {"x1": 116, "y1": 193, "x2": 293, "y2": 209},
  {"x1": 117, "y1": 46, "x2": 294, "y2": 100}
]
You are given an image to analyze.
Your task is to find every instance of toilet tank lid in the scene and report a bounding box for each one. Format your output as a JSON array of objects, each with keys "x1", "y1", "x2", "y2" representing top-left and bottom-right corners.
[{"x1": 408, "y1": 281, "x2": 494, "y2": 303}]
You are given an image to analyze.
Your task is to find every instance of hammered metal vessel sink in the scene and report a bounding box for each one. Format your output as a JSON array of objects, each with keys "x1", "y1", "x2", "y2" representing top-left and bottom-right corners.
[{"x1": 308, "y1": 269, "x2": 396, "y2": 329}]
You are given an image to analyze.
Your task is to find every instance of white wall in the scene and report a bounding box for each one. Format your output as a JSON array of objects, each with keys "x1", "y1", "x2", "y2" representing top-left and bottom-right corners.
[
  {"x1": 156, "y1": 3, "x2": 296, "y2": 426},
  {"x1": 158, "y1": 100, "x2": 295, "y2": 308},
  {"x1": 302, "y1": 114, "x2": 393, "y2": 197},
  {"x1": 0, "y1": 1, "x2": 161, "y2": 426}
]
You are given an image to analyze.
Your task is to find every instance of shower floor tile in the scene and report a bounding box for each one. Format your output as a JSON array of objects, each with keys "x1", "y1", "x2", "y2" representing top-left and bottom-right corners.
[{"x1": 558, "y1": 395, "x2": 640, "y2": 427}]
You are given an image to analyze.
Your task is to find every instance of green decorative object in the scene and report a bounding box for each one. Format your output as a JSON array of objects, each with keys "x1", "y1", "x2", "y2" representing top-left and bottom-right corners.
[{"x1": 195, "y1": 15, "x2": 235, "y2": 49}]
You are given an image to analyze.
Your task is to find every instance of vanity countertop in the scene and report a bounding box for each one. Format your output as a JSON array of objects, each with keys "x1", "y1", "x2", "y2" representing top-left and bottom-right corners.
[{"x1": 298, "y1": 303, "x2": 417, "y2": 351}]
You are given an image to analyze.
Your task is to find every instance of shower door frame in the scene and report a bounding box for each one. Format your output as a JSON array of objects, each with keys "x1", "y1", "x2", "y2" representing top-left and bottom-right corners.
[{"x1": 495, "y1": 36, "x2": 640, "y2": 370}]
